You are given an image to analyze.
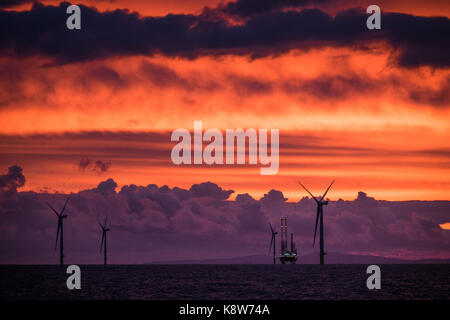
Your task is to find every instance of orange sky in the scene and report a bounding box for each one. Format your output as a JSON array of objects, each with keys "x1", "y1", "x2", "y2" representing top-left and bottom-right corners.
[{"x1": 0, "y1": 0, "x2": 449, "y2": 201}]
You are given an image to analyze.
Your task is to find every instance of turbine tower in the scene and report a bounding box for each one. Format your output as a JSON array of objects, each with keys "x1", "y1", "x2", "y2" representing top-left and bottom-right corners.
[
  {"x1": 268, "y1": 223, "x2": 277, "y2": 264},
  {"x1": 47, "y1": 196, "x2": 70, "y2": 265},
  {"x1": 99, "y1": 215, "x2": 110, "y2": 265},
  {"x1": 299, "y1": 180, "x2": 334, "y2": 265}
]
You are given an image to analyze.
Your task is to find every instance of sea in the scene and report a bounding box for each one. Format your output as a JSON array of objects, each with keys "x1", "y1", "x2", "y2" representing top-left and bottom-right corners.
[{"x1": 0, "y1": 264, "x2": 448, "y2": 300}]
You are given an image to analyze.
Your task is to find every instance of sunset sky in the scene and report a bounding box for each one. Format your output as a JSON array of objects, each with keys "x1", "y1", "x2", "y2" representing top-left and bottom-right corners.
[
  {"x1": 0, "y1": 0, "x2": 449, "y2": 263},
  {"x1": 0, "y1": 0, "x2": 449, "y2": 202}
]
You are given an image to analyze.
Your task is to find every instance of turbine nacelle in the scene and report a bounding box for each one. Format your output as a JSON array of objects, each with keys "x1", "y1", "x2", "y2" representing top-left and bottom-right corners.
[
  {"x1": 97, "y1": 213, "x2": 110, "y2": 230},
  {"x1": 56, "y1": 214, "x2": 67, "y2": 220},
  {"x1": 268, "y1": 223, "x2": 277, "y2": 236},
  {"x1": 298, "y1": 180, "x2": 334, "y2": 205}
]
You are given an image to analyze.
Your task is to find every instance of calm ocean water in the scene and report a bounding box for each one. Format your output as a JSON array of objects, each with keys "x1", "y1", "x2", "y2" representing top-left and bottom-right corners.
[{"x1": 0, "y1": 265, "x2": 448, "y2": 300}]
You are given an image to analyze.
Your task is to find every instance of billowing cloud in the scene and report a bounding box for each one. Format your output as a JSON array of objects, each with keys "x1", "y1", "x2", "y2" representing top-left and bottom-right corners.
[
  {"x1": 0, "y1": 168, "x2": 449, "y2": 263},
  {"x1": 0, "y1": 165, "x2": 25, "y2": 201},
  {"x1": 189, "y1": 181, "x2": 234, "y2": 200},
  {"x1": 95, "y1": 178, "x2": 117, "y2": 193},
  {"x1": 0, "y1": 2, "x2": 448, "y2": 68}
]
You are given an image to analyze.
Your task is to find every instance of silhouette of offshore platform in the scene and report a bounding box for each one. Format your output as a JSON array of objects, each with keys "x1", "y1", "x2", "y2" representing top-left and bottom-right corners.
[{"x1": 279, "y1": 218, "x2": 298, "y2": 264}]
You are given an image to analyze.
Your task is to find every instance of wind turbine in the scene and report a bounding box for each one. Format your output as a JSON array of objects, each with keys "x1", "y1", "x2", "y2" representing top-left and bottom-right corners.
[
  {"x1": 268, "y1": 223, "x2": 277, "y2": 265},
  {"x1": 298, "y1": 180, "x2": 334, "y2": 265},
  {"x1": 47, "y1": 196, "x2": 70, "y2": 265},
  {"x1": 98, "y1": 215, "x2": 110, "y2": 265}
]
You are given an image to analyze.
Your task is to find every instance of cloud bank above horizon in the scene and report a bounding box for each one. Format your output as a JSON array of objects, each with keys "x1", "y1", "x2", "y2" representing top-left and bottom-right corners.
[{"x1": 1, "y1": 165, "x2": 449, "y2": 263}]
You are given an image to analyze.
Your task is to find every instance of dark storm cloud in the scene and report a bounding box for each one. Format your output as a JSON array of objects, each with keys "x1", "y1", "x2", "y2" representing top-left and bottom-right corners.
[
  {"x1": 0, "y1": 165, "x2": 25, "y2": 201},
  {"x1": 384, "y1": 13, "x2": 450, "y2": 69},
  {"x1": 0, "y1": 2, "x2": 448, "y2": 68},
  {"x1": 218, "y1": 0, "x2": 331, "y2": 18},
  {"x1": 1, "y1": 166, "x2": 449, "y2": 263},
  {"x1": 0, "y1": 0, "x2": 35, "y2": 9}
]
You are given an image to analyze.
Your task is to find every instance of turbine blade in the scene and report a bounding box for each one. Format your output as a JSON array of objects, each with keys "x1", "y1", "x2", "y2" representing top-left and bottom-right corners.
[
  {"x1": 60, "y1": 196, "x2": 70, "y2": 215},
  {"x1": 299, "y1": 182, "x2": 319, "y2": 203},
  {"x1": 104, "y1": 215, "x2": 108, "y2": 229},
  {"x1": 269, "y1": 223, "x2": 274, "y2": 233},
  {"x1": 47, "y1": 203, "x2": 59, "y2": 216},
  {"x1": 100, "y1": 232, "x2": 105, "y2": 252},
  {"x1": 320, "y1": 180, "x2": 335, "y2": 201},
  {"x1": 269, "y1": 236, "x2": 274, "y2": 254},
  {"x1": 55, "y1": 220, "x2": 61, "y2": 251},
  {"x1": 313, "y1": 210, "x2": 319, "y2": 248}
]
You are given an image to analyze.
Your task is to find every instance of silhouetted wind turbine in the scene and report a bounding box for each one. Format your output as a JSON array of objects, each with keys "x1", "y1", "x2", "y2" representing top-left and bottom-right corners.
[
  {"x1": 268, "y1": 223, "x2": 278, "y2": 265},
  {"x1": 299, "y1": 180, "x2": 334, "y2": 265},
  {"x1": 98, "y1": 215, "x2": 110, "y2": 265},
  {"x1": 47, "y1": 196, "x2": 70, "y2": 265}
]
